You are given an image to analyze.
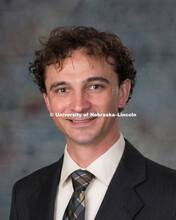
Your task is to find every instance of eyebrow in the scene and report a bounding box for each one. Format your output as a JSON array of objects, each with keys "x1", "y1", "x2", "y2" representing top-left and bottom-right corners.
[
  {"x1": 49, "y1": 77, "x2": 110, "y2": 91},
  {"x1": 86, "y1": 77, "x2": 110, "y2": 84},
  {"x1": 50, "y1": 81, "x2": 68, "y2": 91}
]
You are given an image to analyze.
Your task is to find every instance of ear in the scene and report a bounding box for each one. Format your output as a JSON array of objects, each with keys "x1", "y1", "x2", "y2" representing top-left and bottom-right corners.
[
  {"x1": 43, "y1": 93, "x2": 51, "y2": 113},
  {"x1": 118, "y1": 79, "x2": 131, "y2": 109}
]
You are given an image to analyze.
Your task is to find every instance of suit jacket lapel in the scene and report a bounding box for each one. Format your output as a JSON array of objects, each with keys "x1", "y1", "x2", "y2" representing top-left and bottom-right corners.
[
  {"x1": 95, "y1": 139, "x2": 147, "y2": 220},
  {"x1": 29, "y1": 156, "x2": 63, "y2": 220}
]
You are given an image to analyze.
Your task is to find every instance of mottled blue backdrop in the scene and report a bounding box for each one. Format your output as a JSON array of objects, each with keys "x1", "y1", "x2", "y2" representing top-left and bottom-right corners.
[{"x1": 0, "y1": 0, "x2": 176, "y2": 219}]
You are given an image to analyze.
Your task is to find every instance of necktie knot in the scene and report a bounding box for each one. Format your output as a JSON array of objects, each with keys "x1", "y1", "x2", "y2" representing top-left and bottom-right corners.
[{"x1": 71, "y1": 169, "x2": 94, "y2": 192}]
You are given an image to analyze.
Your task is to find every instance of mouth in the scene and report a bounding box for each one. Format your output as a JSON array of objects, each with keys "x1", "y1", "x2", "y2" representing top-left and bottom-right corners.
[{"x1": 67, "y1": 117, "x2": 96, "y2": 126}]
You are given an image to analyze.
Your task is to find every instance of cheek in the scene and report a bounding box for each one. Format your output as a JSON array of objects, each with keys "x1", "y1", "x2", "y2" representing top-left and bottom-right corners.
[
  {"x1": 91, "y1": 97, "x2": 117, "y2": 113},
  {"x1": 93, "y1": 91, "x2": 119, "y2": 109},
  {"x1": 49, "y1": 97, "x2": 68, "y2": 113}
]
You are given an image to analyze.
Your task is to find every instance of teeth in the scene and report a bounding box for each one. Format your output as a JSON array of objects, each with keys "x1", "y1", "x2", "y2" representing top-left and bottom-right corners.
[{"x1": 72, "y1": 119, "x2": 90, "y2": 123}]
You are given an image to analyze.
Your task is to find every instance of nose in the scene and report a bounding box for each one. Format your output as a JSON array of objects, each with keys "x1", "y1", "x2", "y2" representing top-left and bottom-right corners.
[{"x1": 70, "y1": 90, "x2": 91, "y2": 113}]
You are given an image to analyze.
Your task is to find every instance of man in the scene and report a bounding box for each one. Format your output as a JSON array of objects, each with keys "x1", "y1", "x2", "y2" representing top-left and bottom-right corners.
[{"x1": 10, "y1": 26, "x2": 176, "y2": 220}]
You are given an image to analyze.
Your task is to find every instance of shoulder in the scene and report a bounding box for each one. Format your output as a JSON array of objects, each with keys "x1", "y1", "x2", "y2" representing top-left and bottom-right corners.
[
  {"x1": 13, "y1": 156, "x2": 63, "y2": 193},
  {"x1": 146, "y1": 157, "x2": 176, "y2": 185},
  {"x1": 124, "y1": 138, "x2": 176, "y2": 185},
  {"x1": 123, "y1": 139, "x2": 176, "y2": 211}
]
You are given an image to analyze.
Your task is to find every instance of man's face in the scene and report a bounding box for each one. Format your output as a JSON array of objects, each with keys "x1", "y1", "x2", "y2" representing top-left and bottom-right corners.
[{"x1": 43, "y1": 49, "x2": 130, "y2": 147}]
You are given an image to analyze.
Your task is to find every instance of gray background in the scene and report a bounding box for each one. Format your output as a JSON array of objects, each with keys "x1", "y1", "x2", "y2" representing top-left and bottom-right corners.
[{"x1": 0, "y1": 0, "x2": 176, "y2": 219}]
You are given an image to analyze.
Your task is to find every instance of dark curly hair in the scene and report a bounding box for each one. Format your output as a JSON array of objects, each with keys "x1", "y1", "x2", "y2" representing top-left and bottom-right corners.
[{"x1": 29, "y1": 26, "x2": 136, "y2": 104}]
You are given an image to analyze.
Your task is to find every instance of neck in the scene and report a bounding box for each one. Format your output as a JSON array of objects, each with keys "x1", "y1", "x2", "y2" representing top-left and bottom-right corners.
[{"x1": 66, "y1": 132, "x2": 120, "y2": 168}]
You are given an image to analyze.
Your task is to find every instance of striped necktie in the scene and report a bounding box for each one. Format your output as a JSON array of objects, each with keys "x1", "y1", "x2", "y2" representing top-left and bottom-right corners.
[{"x1": 63, "y1": 169, "x2": 94, "y2": 220}]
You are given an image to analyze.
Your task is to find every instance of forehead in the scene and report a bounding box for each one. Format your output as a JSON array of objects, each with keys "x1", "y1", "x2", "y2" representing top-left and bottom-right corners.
[{"x1": 45, "y1": 49, "x2": 117, "y2": 81}]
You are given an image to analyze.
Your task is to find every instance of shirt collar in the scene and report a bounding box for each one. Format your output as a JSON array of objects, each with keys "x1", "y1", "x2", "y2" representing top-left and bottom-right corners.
[{"x1": 60, "y1": 133, "x2": 125, "y2": 186}]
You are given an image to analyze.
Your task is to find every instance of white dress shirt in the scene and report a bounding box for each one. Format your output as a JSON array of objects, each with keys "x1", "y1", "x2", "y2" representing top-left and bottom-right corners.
[{"x1": 54, "y1": 133, "x2": 125, "y2": 220}]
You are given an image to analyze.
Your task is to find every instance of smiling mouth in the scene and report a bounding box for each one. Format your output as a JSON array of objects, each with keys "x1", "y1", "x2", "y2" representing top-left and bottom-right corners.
[
  {"x1": 71, "y1": 119, "x2": 92, "y2": 123},
  {"x1": 67, "y1": 118, "x2": 96, "y2": 124}
]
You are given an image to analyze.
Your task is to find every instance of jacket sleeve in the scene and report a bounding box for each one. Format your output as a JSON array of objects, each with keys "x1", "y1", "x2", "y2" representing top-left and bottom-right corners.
[{"x1": 9, "y1": 182, "x2": 18, "y2": 220}]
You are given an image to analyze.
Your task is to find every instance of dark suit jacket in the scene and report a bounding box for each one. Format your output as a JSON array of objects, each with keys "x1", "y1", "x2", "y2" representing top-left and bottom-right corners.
[{"x1": 10, "y1": 139, "x2": 176, "y2": 220}]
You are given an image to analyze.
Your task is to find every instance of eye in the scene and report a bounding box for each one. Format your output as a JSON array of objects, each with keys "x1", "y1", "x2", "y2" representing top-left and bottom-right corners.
[
  {"x1": 90, "y1": 84, "x2": 102, "y2": 90},
  {"x1": 56, "y1": 88, "x2": 68, "y2": 93}
]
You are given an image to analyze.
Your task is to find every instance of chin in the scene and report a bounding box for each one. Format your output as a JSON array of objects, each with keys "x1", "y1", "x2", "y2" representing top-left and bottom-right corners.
[{"x1": 67, "y1": 134, "x2": 98, "y2": 146}]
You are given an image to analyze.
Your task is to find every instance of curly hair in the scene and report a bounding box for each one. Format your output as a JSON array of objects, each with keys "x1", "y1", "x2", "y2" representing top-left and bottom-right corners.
[{"x1": 29, "y1": 26, "x2": 136, "y2": 104}]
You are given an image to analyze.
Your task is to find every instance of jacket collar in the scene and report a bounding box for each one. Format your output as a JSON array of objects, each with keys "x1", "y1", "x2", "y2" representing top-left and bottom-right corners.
[{"x1": 95, "y1": 139, "x2": 147, "y2": 220}]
